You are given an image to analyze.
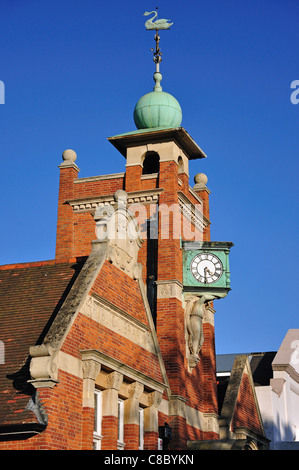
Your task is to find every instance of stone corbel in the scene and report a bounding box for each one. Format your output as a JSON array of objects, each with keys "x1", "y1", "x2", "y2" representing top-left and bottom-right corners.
[
  {"x1": 185, "y1": 293, "x2": 218, "y2": 369},
  {"x1": 102, "y1": 371, "x2": 124, "y2": 418},
  {"x1": 144, "y1": 390, "x2": 163, "y2": 433},
  {"x1": 28, "y1": 344, "x2": 58, "y2": 389},
  {"x1": 124, "y1": 382, "x2": 144, "y2": 425},
  {"x1": 82, "y1": 357, "x2": 102, "y2": 408}
]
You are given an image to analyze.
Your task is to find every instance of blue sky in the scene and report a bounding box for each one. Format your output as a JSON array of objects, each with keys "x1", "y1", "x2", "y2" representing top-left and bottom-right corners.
[{"x1": 0, "y1": 0, "x2": 298, "y2": 355}]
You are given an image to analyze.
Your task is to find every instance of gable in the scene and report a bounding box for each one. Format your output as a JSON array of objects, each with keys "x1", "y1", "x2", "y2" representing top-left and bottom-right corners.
[
  {"x1": 231, "y1": 370, "x2": 263, "y2": 435},
  {"x1": 27, "y1": 191, "x2": 168, "y2": 391},
  {"x1": 219, "y1": 355, "x2": 264, "y2": 437}
]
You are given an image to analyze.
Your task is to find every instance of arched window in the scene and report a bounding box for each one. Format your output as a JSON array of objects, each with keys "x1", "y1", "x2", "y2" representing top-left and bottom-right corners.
[
  {"x1": 142, "y1": 151, "x2": 160, "y2": 175},
  {"x1": 178, "y1": 156, "x2": 184, "y2": 174}
]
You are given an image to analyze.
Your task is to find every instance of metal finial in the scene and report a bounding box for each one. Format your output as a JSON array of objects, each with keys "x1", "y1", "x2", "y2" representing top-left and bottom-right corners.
[{"x1": 151, "y1": 31, "x2": 162, "y2": 71}]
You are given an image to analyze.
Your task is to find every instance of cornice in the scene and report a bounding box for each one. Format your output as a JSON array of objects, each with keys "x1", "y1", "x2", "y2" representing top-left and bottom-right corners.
[
  {"x1": 272, "y1": 363, "x2": 299, "y2": 383},
  {"x1": 108, "y1": 127, "x2": 207, "y2": 160},
  {"x1": 178, "y1": 191, "x2": 210, "y2": 229},
  {"x1": 74, "y1": 172, "x2": 124, "y2": 183},
  {"x1": 67, "y1": 188, "x2": 164, "y2": 213}
]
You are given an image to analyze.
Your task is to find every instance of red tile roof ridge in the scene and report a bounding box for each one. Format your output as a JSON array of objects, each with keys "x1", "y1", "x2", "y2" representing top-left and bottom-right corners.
[{"x1": 0, "y1": 257, "x2": 80, "y2": 271}]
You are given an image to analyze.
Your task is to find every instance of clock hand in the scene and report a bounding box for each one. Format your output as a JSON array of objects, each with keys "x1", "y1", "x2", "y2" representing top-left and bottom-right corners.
[{"x1": 204, "y1": 266, "x2": 213, "y2": 283}]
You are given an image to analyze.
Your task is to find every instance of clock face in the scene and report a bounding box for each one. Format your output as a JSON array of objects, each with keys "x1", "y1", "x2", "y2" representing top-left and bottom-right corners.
[{"x1": 190, "y1": 252, "x2": 223, "y2": 284}]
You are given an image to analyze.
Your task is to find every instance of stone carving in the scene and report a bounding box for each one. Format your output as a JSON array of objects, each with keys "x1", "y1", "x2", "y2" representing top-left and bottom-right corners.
[
  {"x1": 106, "y1": 371, "x2": 123, "y2": 391},
  {"x1": 147, "y1": 390, "x2": 163, "y2": 408},
  {"x1": 185, "y1": 294, "x2": 216, "y2": 369},
  {"x1": 82, "y1": 358, "x2": 101, "y2": 381},
  {"x1": 81, "y1": 358, "x2": 102, "y2": 408},
  {"x1": 28, "y1": 344, "x2": 58, "y2": 388},
  {"x1": 128, "y1": 381, "x2": 144, "y2": 399},
  {"x1": 156, "y1": 280, "x2": 182, "y2": 301},
  {"x1": 94, "y1": 190, "x2": 143, "y2": 279},
  {"x1": 81, "y1": 295, "x2": 155, "y2": 353}
]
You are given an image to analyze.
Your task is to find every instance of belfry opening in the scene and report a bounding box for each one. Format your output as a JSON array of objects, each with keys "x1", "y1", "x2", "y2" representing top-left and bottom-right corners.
[{"x1": 142, "y1": 151, "x2": 160, "y2": 175}]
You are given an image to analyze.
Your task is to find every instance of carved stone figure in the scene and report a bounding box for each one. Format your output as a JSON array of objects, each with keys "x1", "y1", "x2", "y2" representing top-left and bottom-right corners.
[{"x1": 185, "y1": 294, "x2": 215, "y2": 369}]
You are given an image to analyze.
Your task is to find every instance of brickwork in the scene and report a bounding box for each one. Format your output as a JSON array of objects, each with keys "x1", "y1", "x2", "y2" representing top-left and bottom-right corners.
[
  {"x1": 55, "y1": 165, "x2": 79, "y2": 261},
  {"x1": 140, "y1": 175, "x2": 159, "y2": 190},
  {"x1": 124, "y1": 423, "x2": 139, "y2": 450},
  {"x1": 125, "y1": 165, "x2": 142, "y2": 192},
  {"x1": 202, "y1": 322, "x2": 218, "y2": 414},
  {"x1": 232, "y1": 372, "x2": 263, "y2": 435},
  {"x1": 73, "y1": 212, "x2": 96, "y2": 257},
  {"x1": 102, "y1": 416, "x2": 118, "y2": 449},
  {"x1": 74, "y1": 176, "x2": 124, "y2": 200},
  {"x1": 143, "y1": 431, "x2": 158, "y2": 450}
]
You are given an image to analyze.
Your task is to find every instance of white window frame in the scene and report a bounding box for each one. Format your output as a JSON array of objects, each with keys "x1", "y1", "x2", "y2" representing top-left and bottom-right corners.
[
  {"x1": 139, "y1": 407, "x2": 144, "y2": 450},
  {"x1": 117, "y1": 398, "x2": 125, "y2": 450},
  {"x1": 93, "y1": 390, "x2": 102, "y2": 450}
]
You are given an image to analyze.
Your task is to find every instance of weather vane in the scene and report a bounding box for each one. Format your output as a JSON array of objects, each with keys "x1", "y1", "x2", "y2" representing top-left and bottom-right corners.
[{"x1": 144, "y1": 8, "x2": 173, "y2": 73}]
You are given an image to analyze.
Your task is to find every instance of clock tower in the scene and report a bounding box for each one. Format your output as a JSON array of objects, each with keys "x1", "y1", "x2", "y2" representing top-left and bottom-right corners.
[
  {"x1": 106, "y1": 20, "x2": 233, "y2": 448},
  {"x1": 53, "y1": 10, "x2": 234, "y2": 449}
]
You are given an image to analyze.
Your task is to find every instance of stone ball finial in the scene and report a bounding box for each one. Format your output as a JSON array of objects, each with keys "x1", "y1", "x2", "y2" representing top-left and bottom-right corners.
[
  {"x1": 194, "y1": 173, "x2": 208, "y2": 189},
  {"x1": 194, "y1": 173, "x2": 208, "y2": 186},
  {"x1": 62, "y1": 149, "x2": 77, "y2": 163}
]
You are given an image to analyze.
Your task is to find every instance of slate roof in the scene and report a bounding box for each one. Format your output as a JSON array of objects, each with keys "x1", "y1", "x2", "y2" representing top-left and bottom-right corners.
[{"x1": 0, "y1": 258, "x2": 86, "y2": 432}]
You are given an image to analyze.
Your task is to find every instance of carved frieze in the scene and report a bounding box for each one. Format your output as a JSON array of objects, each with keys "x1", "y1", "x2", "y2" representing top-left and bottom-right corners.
[{"x1": 81, "y1": 295, "x2": 155, "y2": 353}]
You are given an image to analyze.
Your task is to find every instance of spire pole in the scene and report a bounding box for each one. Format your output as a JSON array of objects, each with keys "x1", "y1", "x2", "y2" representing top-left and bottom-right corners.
[
  {"x1": 144, "y1": 8, "x2": 173, "y2": 92},
  {"x1": 152, "y1": 29, "x2": 162, "y2": 73}
]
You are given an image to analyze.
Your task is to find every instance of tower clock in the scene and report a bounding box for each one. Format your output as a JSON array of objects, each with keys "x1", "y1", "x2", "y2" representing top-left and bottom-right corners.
[{"x1": 183, "y1": 241, "x2": 233, "y2": 296}]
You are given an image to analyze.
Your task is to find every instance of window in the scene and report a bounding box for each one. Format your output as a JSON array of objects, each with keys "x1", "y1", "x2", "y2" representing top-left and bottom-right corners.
[
  {"x1": 117, "y1": 399, "x2": 125, "y2": 450},
  {"x1": 139, "y1": 407, "x2": 144, "y2": 450},
  {"x1": 178, "y1": 156, "x2": 184, "y2": 174},
  {"x1": 93, "y1": 390, "x2": 102, "y2": 450}
]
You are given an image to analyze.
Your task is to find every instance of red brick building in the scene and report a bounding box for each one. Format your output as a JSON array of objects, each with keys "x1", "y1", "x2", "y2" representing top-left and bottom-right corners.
[{"x1": 0, "y1": 31, "x2": 269, "y2": 451}]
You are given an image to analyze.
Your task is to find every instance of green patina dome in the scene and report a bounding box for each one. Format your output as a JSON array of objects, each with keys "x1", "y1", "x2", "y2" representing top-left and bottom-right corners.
[{"x1": 133, "y1": 72, "x2": 182, "y2": 130}]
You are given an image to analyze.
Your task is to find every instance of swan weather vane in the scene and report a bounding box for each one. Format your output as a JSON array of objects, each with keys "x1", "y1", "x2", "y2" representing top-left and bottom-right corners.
[
  {"x1": 144, "y1": 8, "x2": 173, "y2": 72},
  {"x1": 144, "y1": 9, "x2": 173, "y2": 30}
]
